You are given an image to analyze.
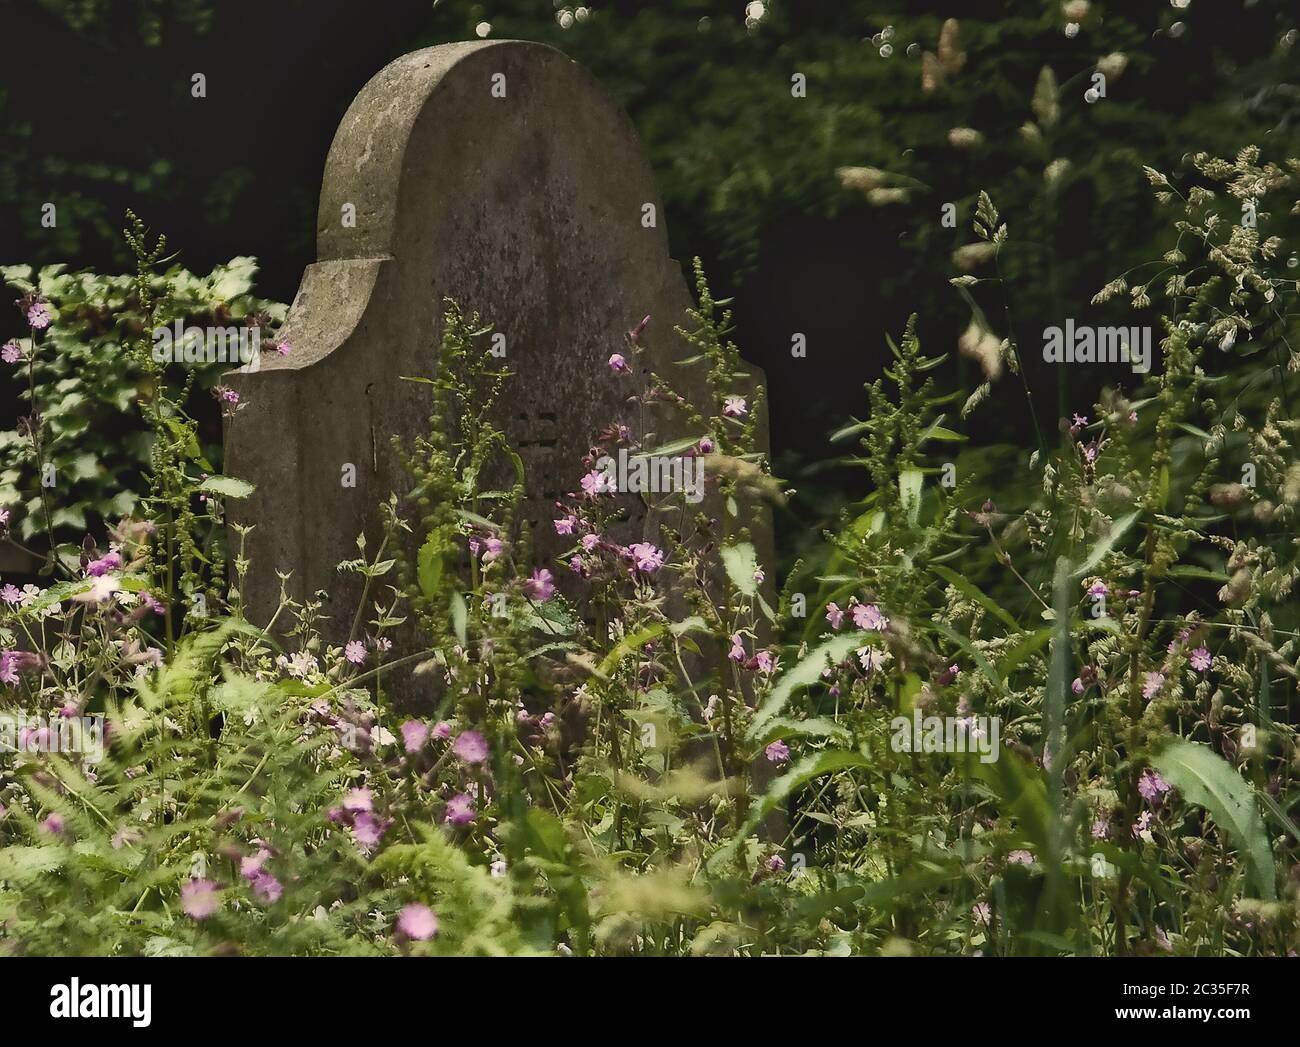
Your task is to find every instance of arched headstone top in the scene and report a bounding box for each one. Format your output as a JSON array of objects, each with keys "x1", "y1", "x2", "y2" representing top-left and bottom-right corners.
[{"x1": 315, "y1": 40, "x2": 669, "y2": 264}]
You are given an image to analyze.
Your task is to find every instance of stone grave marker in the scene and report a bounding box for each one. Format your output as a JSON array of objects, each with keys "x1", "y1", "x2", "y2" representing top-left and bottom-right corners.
[{"x1": 224, "y1": 40, "x2": 771, "y2": 704}]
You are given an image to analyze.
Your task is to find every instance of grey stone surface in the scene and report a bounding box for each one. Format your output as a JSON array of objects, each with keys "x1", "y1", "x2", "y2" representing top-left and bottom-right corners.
[{"x1": 225, "y1": 40, "x2": 770, "y2": 704}]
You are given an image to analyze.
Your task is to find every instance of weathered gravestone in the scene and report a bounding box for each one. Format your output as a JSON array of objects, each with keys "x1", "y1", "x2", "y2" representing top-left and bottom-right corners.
[{"x1": 225, "y1": 40, "x2": 771, "y2": 704}]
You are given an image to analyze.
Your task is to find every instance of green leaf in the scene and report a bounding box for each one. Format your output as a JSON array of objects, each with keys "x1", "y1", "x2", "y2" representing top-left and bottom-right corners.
[
  {"x1": 708, "y1": 749, "x2": 871, "y2": 873},
  {"x1": 450, "y1": 590, "x2": 468, "y2": 646},
  {"x1": 748, "y1": 716, "x2": 852, "y2": 748},
  {"x1": 198, "y1": 475, "x2": 255, "y2": 500},
  {"x1": 720, "y1": 542, "x2": 758, "y2": 597},
  {"x1": 930, "y1": 563, "x2": 1020, "y2": 631},
  {"x1": 899, "y1": 467, "x2": 923, "y2": 526},
  {"x1": 1072, "y1": 510, "x2": 1140, "y2": 579},
  {"x1": 1152, "y1": 739, "x2": 1276, "y2": 900},
  {"x1": 417, "y1": 535, "x2": 443, "y2": 601},
  {"x1": 750, "y1": 633, "x2": 865, "y2": 737}
]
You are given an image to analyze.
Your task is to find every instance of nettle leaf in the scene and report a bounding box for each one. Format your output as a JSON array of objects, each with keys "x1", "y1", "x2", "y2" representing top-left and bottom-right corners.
[
  {"x1": 417, "y1": 535, "x2": 443, "y2": 601},
  {"x1": 450, "y1": 590, "x2": 468, "y2": 646},
  {"x1": 898, "y1": 467, "x2": 924, "y2": 526},
  {"x1": 1072, "y1": 510, "x2": 1140, "y2": 579},
  {"x1": 199, "y1": 475, "x2": 255, "y2": 500},
  {"x1": 750, "y1": 632, "x2": 865, "y2": 737},
  {"x1": 720, "y1": 542, "x2": 758, "y2": 597},
  {"x1": 1153, "y1": 739, "x2": 1276, "y2": 900}
]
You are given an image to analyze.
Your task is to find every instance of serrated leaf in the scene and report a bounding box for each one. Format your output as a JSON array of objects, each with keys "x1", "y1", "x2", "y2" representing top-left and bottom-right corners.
[
  {"x1": 198, "y1": 475, "x2": 255, "y2": 499},
  {"x1": 1152, "y1": 739, "x2": 1276, "y2": 900},
  {"x1": 720, "y1": 542, "x2": 758, "y2": 597}
]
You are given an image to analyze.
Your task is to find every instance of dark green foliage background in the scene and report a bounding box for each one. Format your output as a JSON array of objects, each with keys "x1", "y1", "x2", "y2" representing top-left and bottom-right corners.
[{"x1": 2, "y1": 0, "x2": 1299, "y2": 538}]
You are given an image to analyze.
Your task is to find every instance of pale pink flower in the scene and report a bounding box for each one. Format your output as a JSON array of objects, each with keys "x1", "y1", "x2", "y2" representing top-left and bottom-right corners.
[
  {"x1": 728, "y1": 633, "x2": 746, "y2": 662},
  {"x1": 607, "y1": 353, "x2": 630, "y2": 374},
  {"x1": 626, "y1": 542, "x2": 664, "y2": 574},
  {"x1": 972, "y1": 902, "x2": 992, "y2": 925},
  {"x1": 1137, "y1": 769, "x2": 1170, "y2": 802},
  {"x1": 697, "y1": 436, "x2": 715, "y2": 454},
  {"x1": 481, "y1": 537, "x2": 504, "y2": 563},
  {"x1": 825, "y1": 602, "x2": 844, "y2": 630},
  {"x1": 344, "y1": 640, "x2": 367, "y2": 664},
  {"x1": 453, "y1": 729, "x2": 489, "y2": 764},
  {"x1": 765, "y1": 741, "x2": 790, "y2": 764},
  {"x1": 0, "y1": 584, "x2": 20, "y2": 605},
  {"x1": 26, "y1": 301, "x2": 51, "y2": 329},
  {"x1": 1189, "y1": 647, "x2": 1212, "y2": 672},
  {"x1": 580, "y1": 533, "x2": 601, "y2": 552},
  {"x1": 580, "y1": 469, "x2": 615, "y2": 497},
  {"x1": 251, "y1": 872, "x2": 283, "y2": 903},
  {"x1": 72, "y1": 574, "x2": 120, "y2": 605},
  {"x1": 858, "y1": 646, "x2": 887, "y2": 672},
  {"x1": 1090, "y1": 818, "x2": 1111, "y2": 840},
  {"x1": 85, "y1": 551, "x2": 122, "y2": 576},
  {"x1": 400, "y1": 720, "x2": 430, "y2": 753},
  {"x1": 444, "y1": 793, "x2": 476, "y2": 825},
  {"x1": 1, "y1": 340, "x2": 22, "y2": 364},
  {"x1": 0, "y1": 651, "x2": 18, "y2": 686},
  {"x1": 722, "y1": 396, "x2": 748, "y2": 418},
  {"x1": 432, "y1": 721, "x2": 453, "y2": 741},
  {"x1": 181, "y1": 879, "x2": 221, "y2": 921},
  {"x1": 1007, "y1": 850, "x2": 1034, "y2": 865},
  {"x1": 1142, "y1": 671, "x2": 1165, "y2": 700},
  {"x1": 41, "y1": 813, "x2": 65, "y2": 835},
  {"x1": 396, "y1": 903, "x2": 439, "y2": 941},
  {"x1": 351, "y1": 811, "x2": 391, "y2": 850},
  {"x1": 765, "y1": 854, "x2": 786, "y2": 873},
  {"x1": 553, "y1": 515, "x2": 576, "y2": 535},
  {"x1": 523, "y1": 568, "x2": 555, "y2": 602},
  {"x1": 850, "y1": 602, "x2": 888, "y2": 631},
  {"x1": 342, "y1": 787, "x2": 373, "y2": 813},
  {"x1": 754, "y1": 650, "x2": 776, "y2": 674}
]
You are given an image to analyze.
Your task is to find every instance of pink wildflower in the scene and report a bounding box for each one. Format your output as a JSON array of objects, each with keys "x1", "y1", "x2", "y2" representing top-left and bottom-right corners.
[
  {"x1": 1137, "y1": 769, "x2": 1171, "y2": 802},
  {"x1": 251, "y1": 872, "x2": 283, "y2": 903},
  {"x1": 850, "y1": 603, "x2": 888, "y2": 631},
  {"x1": 400, "y1": 720, "x2": 430, "y2": 753},
  {"x1": 627, "y1": 542, "x2": 664, "y2": 574},
  {"x1": 765, "y1": 740, "x2": 790, "y2": 764},
  {"x1": 26, "y1": 301, "x2": 51, "y2": 329},
  {"x1": 396, "y1": 903, "x2": 439, "y2": 941},
  {"x1": 351, "y1": 811, "x2": 391, "y2": 850},
  {"x1": 444, "y1": 793, "x2": 476, "y2": 825},
  {"x1": 453, "y1": 729, "x2": 489, "y2": 764},
  {"x1": 181, "y1": 879, "x2": 221, "y2": 921},
  {"x1": 344, "y1": 640, "x2": 366, "y2": 664},
  {"x1": 1189, "y1": 647, "x2": 1212, "y2": 672},
  {"x1": 722, "y1": 396, "x2": 747, "y2": 418},
  {"x1": 580, "y1": 469, "x2": 615, "y2": 497},
  {"x1": 523, "y1": 568, "x2": 555, "y2": 602}
]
